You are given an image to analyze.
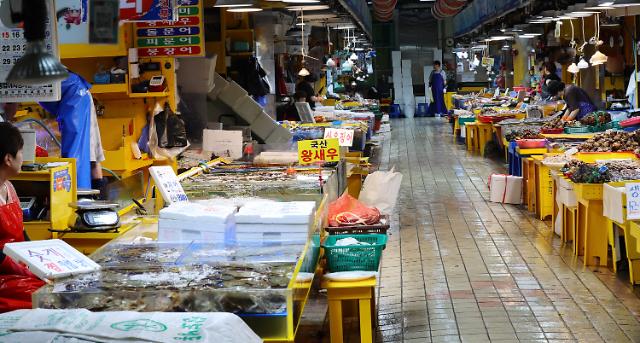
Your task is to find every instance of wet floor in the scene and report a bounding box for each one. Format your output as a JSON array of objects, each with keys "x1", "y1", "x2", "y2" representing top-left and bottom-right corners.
[{"x1": 299, "y1": 118, "x2": 640, "y2": 342}]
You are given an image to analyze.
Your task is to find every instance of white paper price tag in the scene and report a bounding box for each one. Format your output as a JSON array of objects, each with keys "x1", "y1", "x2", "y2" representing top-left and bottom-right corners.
[
  {"x1": 149, "y1": 166, "x2": 189, "y2": 204},
  {"x1": 626, "y1": 183, "x2": 640, "y2": 220},
  {"x1": 323, "y1": 128, "x2": 354, "y2": 147}
]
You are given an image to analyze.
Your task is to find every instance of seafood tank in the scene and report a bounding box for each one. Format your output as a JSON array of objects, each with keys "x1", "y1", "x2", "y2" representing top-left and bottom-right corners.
[
  {"x1": 179, "y1": 165, "x2": 338, "y2": 205},
  {"x1": 34, "y1": 235, "x2": 321, "y2": 340}
]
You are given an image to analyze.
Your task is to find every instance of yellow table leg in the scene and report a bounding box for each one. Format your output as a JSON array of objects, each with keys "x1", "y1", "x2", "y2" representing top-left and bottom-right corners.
[
  {"x1": 624, "y1": 222, "x2": 640, "y2": 285},
  {"x1": 579, "y1": 200, "x2": 608, "y2": 266},
  {"x1": 607, "y1": 219, "x2": 618, "y2": 273},
  {"x1": 563, "y1": 205, "x2": 576, "y2": 244},
  {"x1": 465, "y1": 124, "x2": 475, "y2": 152},
  {"x1": 358, "y1": 299, "x2": 373, "y2": 343},
  {"x1": 328, "y1": 299, "x2": 344, "y2": 343}
]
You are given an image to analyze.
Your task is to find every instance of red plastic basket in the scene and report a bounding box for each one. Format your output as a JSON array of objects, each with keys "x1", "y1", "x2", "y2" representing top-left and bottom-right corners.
[
  {"x1": 620, "y1": 117, "x2": 640, "y2": 128},
  {"x1": 540, "y1": 128, "x2": 564, "y2": 134},
  {"x1": 516, "y1": 139, "x2": 547, "y2": 149}
]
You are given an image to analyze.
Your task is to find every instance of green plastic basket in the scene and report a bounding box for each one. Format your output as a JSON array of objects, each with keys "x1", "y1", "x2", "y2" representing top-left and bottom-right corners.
[
  {"x1": 590, "y1": 121, "x2": 620, "y2": 132},
  {"x1": 564, "y1": 126, "x2": 591, "y2": 134},
  {"x1": 322, "y1": 234, "x2": 388, "y2": 272}
]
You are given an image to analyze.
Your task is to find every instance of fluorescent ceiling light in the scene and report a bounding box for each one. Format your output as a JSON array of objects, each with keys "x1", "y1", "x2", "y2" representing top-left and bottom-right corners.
[
  {"x1": 286, "y1": 5, "x2": 330, "y2": 10},
  {"x1": 214, "y1": 0, "x2": 254, "y2": 7},
  {"x1": 282, "y1": 0, "x2": 320, "y2": 3},
  {"x1": 227, "y1": 7, "x2": 262, "y2": 12}
]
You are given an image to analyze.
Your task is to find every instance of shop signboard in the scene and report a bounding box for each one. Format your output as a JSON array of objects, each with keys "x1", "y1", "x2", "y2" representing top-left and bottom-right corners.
[
  {"x1": 133, "y1": 0, "x2": 204, "y2": 57},
  {"x1": 323, "y1": 128, "x2": 354, "y2": 147},
  {"x1": 119, "y1": 0, "x2": 178, "y2": 22},
  {"x1": 0, "y1": 0, "x2": 60, "y2": 102},
  {"x1": 627, "y1": 183, "x2": 640, "y2": 220},
  {"x1": 298, "y1": 138, "x2": 340, "y2": 165}
]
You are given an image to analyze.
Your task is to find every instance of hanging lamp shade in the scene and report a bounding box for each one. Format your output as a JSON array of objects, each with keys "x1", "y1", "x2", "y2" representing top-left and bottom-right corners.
[
  {"x1": 7, "y1": 0, "x2": 68, "y2": 86},
  {"x1": 326, "y1": 58, "x2": 336, "y2": 67},
  {"x1": 349, "y1": 52, "x2": 358, "y2": 60},
  {"x1": 298, "y1": 67, "x2": 310, "y2": 76},
  {"x1": 568, "y1": 63, "x2": 580, "y2": 74},
  {"x1": 589, "y1": 50, "x2": 608, "y2": 65},
  {"x1": 577, "y1": 57, "x2": 590, "y2": 69}
]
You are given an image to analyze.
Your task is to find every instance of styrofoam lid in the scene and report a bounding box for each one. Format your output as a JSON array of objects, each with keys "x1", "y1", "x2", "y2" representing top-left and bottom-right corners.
[
  {"x1": 236, "y1": 201, "x2": 316, "y2": 224},
  {"x1": 160, "y1": 202, "x2": 237, "y2": 223}
]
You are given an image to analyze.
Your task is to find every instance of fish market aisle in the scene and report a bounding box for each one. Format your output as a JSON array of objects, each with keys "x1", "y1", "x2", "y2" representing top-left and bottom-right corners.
[{"x1": 373, "y1": 118, "x2": 640, "y2": 343}]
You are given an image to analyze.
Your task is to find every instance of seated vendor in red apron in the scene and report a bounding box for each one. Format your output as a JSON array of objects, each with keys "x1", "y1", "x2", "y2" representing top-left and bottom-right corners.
[{"x1": 0, "y1": 123, "x2": 43, "y2": 311}]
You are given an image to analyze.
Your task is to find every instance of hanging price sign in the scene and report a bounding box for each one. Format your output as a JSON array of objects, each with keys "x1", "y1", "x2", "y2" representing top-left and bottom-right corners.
[
  {"x1": 323, "y1": 128, "x2": 355, "y2": 147},
  {"x1": 626, "y1": 183, "x2": 640, "y2": 220},
  {"x1": 120, "y1": 0, "x2": 178, "y2": 22},
  {"x1": 133, "y1": 0, "x2": 204, "y2": 57},
  {"x1": 298, "y1": 139, "x2": 340, "y2": 165}
]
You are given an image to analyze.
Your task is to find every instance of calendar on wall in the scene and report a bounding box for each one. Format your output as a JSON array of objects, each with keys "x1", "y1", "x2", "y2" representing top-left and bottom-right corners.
[{"x1": 0, "y1": 0, "x2": 61, "y2": 102}]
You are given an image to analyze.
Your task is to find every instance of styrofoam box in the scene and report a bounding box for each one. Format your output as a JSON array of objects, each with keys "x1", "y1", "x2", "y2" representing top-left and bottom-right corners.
[
  {"x1": 207, "y1": 73, "x2": 229, "y2": 100},
  {"x1": 232, "y1": 96, "x2": 263, "y2": 124},
  {"x1": 250, "y1": 112, "x2": 277, "y2": 140},
  {"x1": 236, "y1": 232, "x2": 309, "y2": 242},
  {"x1": 218, "y1": 81, "x2": 248, "y2": 107},
  {"x1": 489, "y1": 174, "x2": 523, "y2": 204},
  {"x1": 265, "y1": 124, "x2": 293, "y2": 144},
  {"x1": 236, "y1": 201, "x2": 316, "y2": 224},
  {"x1": 159, "y1": 201, "x2": 236, "y2": 224},
  {"x1": 415, "y1": 96, "x2": 426, "y2": 104},
  {"x1": 158, "y1": 221, "x2": 231, "y2": 243},
  {"x1": 557, "y1": 178, "x2": 577, "y2": 207},
  {"x1": 236, "y1": 223, "x2": 309, "y2": 233},
  {"x1": 401, "y1": 59, "x2": 412, "y2": 69},
  {"x1": 392, "y1": 51, "x2": 402, "y2": 64}
]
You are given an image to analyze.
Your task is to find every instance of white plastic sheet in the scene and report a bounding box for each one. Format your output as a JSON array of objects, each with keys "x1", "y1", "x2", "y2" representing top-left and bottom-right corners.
[
  {"x1": 359, "y1": 167, "x2": 403, "y2": 215},
  {"x1": 0, "y1": 309, "x2": 262, "y2": 343}
]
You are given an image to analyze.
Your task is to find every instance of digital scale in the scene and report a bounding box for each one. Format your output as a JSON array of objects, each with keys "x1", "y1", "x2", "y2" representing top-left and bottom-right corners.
[
  {"x1": 67, "y1": 200, "x2": 121, "y2": 232},
  {"x1": 149, "y1": 75, "x2": 165, "y2": 92}
]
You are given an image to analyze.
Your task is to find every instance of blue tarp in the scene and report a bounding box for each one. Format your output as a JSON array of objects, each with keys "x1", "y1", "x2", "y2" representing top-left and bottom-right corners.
[{"x1": 40, "y1": 72, "x2": 92, "y2": 189}]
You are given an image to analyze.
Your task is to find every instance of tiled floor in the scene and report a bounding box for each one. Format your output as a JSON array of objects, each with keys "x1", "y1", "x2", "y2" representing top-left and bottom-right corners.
[
  {"x1": 300, "y1": 118, "x2": 640, "y2": 342},
  {"x1": 377, "y1": 118, "x2": 640, "y2": 342}
]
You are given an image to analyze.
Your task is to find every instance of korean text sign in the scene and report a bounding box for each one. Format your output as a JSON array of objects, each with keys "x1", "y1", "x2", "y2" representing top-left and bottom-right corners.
[
  {"x1": 323, "y1": 128, "x2": 354, "y2": 147},
  {"x1": 298, "y1": 139, "x2": 340, "y2": 165},
  {"x1": 626, "y1": 183, "x2": 640, "y2": 220}
]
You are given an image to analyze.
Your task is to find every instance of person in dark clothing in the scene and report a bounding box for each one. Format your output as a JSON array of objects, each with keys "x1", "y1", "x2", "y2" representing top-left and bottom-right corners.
[
  {"x1": 547, "y1": 81, "x2": 597, "y2": 121},
  {"x1": 279, "y1": 91, "x2": 307, "y2": 121},
  {"x1": 540, "y1": 62, "x2": 561, "y2": 99},
  {"x1": 296, "y1": 75, "x2": 320, "y2": 110}
]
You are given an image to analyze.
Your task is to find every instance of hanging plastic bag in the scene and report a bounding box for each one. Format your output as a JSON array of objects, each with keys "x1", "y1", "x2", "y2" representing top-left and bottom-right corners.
[
  {"x1": 147, "y1": 101, "x2": 189, "y2": 161},
  {"x1": 328, "y1": 193, "x2": 381, "y2": 227},
  {"x1": 0, "y1": 275, "x2": 45, "y2": 313},
  {"x1": 358, "y1": 167, "x2": 403, "y2": 215}
]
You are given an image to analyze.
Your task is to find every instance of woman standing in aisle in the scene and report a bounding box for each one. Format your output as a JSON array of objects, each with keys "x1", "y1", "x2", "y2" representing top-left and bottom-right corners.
[
  {"x1": 296, "y1": 75, "x2": 322, "y2": 110},
  {"x1": 427, "y1": 60, "x2": 448, "y2": 116},
  {"x1": 547, "y1": 80, "x2": 597, "y2": 121}
]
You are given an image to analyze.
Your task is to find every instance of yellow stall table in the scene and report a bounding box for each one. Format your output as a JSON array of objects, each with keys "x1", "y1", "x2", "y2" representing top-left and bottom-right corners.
[
  {"x1": 11, "y1": 158, "x2": 77, "y2": 241},
  {"x1": 603, "y1": 183, "x2": 640, "y2": 285},
  {"x1": 465, "y1": 122, "x2": 479, "y2": 153},
  {"x1": 321, "y1": 277, "x2": 376, "y2": 343},
  {"x1": 476, "y1": 122, "x2": 493, "y2": 156},
  {"x1": 533, "y1": 157, "x2": 555, "y2": 221},
  {"x1": 573, "y1": 183, "x2": 608, "y2": 266}
]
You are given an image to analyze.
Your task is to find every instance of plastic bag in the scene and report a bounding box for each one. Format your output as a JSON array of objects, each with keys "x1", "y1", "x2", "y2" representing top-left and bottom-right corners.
[
  {"x1": 328, "y1": 193, "x2": 380, "y2": 227},
  {"x1": 0, "y1": 275, "x2": 45, "y2": 313},
  {"x1": 147, "y1": 101, "x2": 189, "y2": 161},
  {"x1": 359, "y1": 167, "x2": 403, "y2": 215}
]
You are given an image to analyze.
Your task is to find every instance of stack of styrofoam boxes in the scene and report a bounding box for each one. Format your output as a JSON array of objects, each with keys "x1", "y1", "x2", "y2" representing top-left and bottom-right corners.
[
  {"x1": 158, "y1": 201, "x2": 237, "y2": 243},
  {"x1": 401, "y1": 59, "x2": 415, "y2": 118},
  {"x1": 423, "y1": 65, "x2": 433, "y2": 104},
  {"x1": 210, "y1": 73, "x2": 292, "y2": 144},
  {"x1": 391, "y1": 51, "x2": 403, "y2": 108},
  {"x1": 235, "y1": 201, "x2": 316, "y2": 242}
]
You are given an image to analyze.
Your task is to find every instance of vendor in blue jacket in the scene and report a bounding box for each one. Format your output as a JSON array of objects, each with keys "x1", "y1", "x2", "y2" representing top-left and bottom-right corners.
[{"x1": 39, "y1": 72, "x2": 105, "y2": 191}]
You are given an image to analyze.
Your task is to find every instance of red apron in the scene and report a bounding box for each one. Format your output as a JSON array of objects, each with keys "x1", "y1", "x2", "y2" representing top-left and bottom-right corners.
[{"x1": 0, "y1": 182, "x2": 32, "y2": 276}]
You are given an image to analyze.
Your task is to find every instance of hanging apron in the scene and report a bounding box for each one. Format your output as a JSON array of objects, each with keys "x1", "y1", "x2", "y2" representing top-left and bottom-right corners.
[
  {"x1": 0, "y1": 183, "x2": 31, "y2": 276},
  {"x1": 428, "y1": 72, "x2": 448, "y2": 115}
]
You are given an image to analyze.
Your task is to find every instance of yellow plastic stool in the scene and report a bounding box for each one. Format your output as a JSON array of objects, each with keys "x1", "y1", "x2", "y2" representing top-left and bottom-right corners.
[{"x1": 321, "y1": 277, "x2": 376, "y2": 343}]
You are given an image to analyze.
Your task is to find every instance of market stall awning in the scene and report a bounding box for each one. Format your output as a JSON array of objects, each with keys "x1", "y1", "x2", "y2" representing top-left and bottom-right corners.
[
  {"x1": 338, "y1": 0, "x2": 372, "y2": 38},
  {"x1": 454, "y1": 0, "x2": 531, "y2": 37}
]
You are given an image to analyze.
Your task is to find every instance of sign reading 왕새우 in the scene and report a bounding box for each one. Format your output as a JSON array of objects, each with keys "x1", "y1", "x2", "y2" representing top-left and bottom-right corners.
[{"x1": 298, "y1": 139, "x2": 340, "y2": 165}]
